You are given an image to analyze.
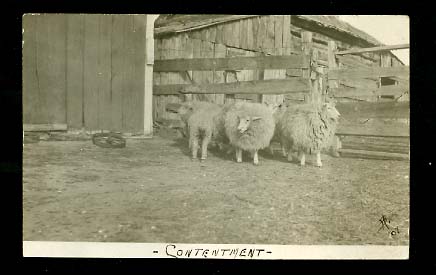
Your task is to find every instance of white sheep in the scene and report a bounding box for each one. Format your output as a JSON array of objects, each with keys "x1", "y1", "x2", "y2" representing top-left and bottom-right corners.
[
  {"x1": 167, "y1": 101, "x2": 231, "y2": 161},
  {"x1": 224, "y1": 102, "x2": 275, "y2": 165},
  {"x1": 277, "y1": 100, "x2": 340, "y2": 167}
]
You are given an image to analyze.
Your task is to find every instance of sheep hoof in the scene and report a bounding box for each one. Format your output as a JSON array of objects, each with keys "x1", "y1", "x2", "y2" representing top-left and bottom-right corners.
[
  {"x1": 253, "y1": 161, "x2": 259, "y2": 166},
  {"x1": 316, "y1": 163, "x2": 323, "y2": 167}
]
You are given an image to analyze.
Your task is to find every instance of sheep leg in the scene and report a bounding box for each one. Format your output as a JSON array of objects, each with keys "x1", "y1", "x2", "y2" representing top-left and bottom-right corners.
[
  {"x1": 200, "y1": 134, "x2": 211, "y2": 161},
  {"x1": 315, "y1": 151, "x2": 322, "y2": 167},
  {"x1": 236, "y1": 148, "x2": 243, "y2": 163},
  {"x1": 299, "y1": 152, "x2": 306, "y2": 166},
  {"x1": 287, "y1": 148, "x2": 294, "y2": 162},
  {"x1": 253, "y1": 150, "x2": 259, "y2": 165},
  {"x1": 281, "y1": 144, "x2": 287, "y2": 157},
  {"x1": 269, "y1": 145, "x2": 274, "y2": 156},
  {"x1": 191, "y1": 137, "x2": 199, "y2": 160}
]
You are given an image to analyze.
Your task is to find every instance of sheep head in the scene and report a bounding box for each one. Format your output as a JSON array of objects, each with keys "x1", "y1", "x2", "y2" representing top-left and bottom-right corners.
[
  {"x1": 321, "y1": 102, "x2": 340, "y2": 121},
  {"x1": 237, "y1": 115, "x2": 262, "y2": 134}
]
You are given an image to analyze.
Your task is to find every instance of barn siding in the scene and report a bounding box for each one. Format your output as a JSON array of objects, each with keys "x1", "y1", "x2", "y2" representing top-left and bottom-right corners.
[{"x1": 23, "y1": 14, "x2": 149, "y2": 134}]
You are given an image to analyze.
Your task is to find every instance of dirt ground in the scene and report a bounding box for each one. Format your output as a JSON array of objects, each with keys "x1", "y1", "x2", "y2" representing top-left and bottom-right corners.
[{"x1": 23, "y1": 129, "x2": 409, "y2": 245}]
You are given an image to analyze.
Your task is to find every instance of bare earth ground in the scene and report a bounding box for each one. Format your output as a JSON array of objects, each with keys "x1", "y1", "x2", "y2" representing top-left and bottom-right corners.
[{"x1": 23, "y1": 130, "x2": 409, "y2": 245}]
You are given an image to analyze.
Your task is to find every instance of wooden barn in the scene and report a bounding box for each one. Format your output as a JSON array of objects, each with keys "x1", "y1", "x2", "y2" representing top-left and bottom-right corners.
[
  {"x1": 153, "y1": 15, "x2": 407, "y2": 118},
  {"x1": 22, "y1": 14, "x2": 156, "y2": 136},
  {"x1": 153, "y1": 15, "x2": 409, "y2": 160}
]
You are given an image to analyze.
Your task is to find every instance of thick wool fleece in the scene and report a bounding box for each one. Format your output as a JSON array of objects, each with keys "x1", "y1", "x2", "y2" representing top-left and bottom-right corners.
[
  {"x1": 224, "y1": 102, "x2": 275, "y2": 151},
  {"x1": 279, "y1": 102, "x2": 339, "y2": 154}
]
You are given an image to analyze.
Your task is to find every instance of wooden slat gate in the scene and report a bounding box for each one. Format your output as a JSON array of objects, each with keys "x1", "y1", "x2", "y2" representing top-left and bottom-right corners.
[{"x1": 326, "y1": 42, "x2": 410, "y2": 160}]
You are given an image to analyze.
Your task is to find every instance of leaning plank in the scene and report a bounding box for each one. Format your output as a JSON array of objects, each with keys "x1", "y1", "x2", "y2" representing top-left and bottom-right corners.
[
  {"x1": 335, "y1": 44, "x2": 410, "y2": 55},
  {"x1": 154, "y1": 77, "x2": 310, "y2": 95},
  {"x1": 153, "y1": 55, "x2": 308, "y2": 72},
  {"x1": 329, "y1": 66, "x2": 409, "y2": 80},
  {"x1": 336, "y1": 102, "x2": 409, "y2": 119},
  {"x1": 23, "y1": 124, "x2": 68, "y2": 132},
  {"x1": 339, "y1": 148, "x2": 409, "y2": 161}
]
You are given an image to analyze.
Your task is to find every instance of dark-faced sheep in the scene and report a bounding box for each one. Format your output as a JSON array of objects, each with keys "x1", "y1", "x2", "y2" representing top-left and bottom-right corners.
[
  {"x1": 278, "y1": 100, "x2": 340, "y2": 167},
  {"x1": 224, "y1": 102, "x2": 275, "y2": 165}
]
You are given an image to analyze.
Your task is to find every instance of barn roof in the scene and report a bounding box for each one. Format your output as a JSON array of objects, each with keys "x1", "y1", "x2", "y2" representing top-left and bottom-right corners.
[{"x1": 154, "y1": 15, "x2": 382, "y2": 46}]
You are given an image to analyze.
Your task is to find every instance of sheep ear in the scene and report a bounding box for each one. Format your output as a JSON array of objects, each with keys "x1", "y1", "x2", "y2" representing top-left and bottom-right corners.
[{"x1": 252, "y1": 117, "x2": 262, "y2": 121}]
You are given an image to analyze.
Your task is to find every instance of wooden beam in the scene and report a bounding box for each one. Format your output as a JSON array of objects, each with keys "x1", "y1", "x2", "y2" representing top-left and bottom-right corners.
[
  {"x1": 23, "y1": 124, "x2": 68, "y2": 132},
  {"x1": 336, "y1": 102, "x2": 409, "y2": 119},
  {"x1": 329, "y1": 66, "x2": 409, "y2": 80},
  {"x1": 330, "y1": 85, "x2": 409, "y2": 98},
  {"x1": 153, "y1": 77, "x2": 310, "y2": 95},
  {"x1": 153, "y1": 55, "x2": 308, "y2": 72},
  {"x1": 339, "y1": 148, "x2": 409, "y2": 161},
  {"x1": 336, "y1": 122, "x2": 409, "y2": 137},
  {"x1": 335, "y1": 44, "x2": 410, "y2": 55}
]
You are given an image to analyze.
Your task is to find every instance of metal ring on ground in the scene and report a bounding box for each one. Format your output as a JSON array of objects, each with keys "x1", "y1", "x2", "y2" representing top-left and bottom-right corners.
[{"x1": 92, "y1": 132, "x2": 126, "y2": 148}]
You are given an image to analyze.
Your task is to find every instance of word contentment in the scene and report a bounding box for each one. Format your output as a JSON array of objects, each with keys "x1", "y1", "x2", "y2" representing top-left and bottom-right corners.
[{"x1": 165, "y1": 244, "x2": 272, "y2": 259}]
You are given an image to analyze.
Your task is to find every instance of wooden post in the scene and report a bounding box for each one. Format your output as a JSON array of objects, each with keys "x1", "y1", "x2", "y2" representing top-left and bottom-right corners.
[
  {"x1": 144, "y1": 15, "x2": 156, "y2": 137},
  {"x1": 327, "y1": 41, "x2": 339, "y2": 100},
  {"x1": 301, "y1": 31, "x2": 313, "y2": 103},
  {"x1": 327, "y1": 40, "x2": 341, "y2": 155}
]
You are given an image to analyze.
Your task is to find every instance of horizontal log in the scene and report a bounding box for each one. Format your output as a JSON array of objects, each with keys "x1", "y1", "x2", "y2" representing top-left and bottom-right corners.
[
  {"x1": 330, "y1": 85, "x2": 409, "y2": 98},
  {"x1": 338, "y1": 148, "x2": 409, "y2": 161},
  {"x1": 336, "y1": 44, "x2": 410, "y2": 55},
  {"x1": 154, "y1": 55, "x2": 309, "y2": 72},
  {"x1": 329, "y1": 66, "x2": 409, "y2": 80},
  {"x1": 336, "y1": 122, "x2": 409, "y2": 137},
  {"x1": 341, "y1": 135, "x2": 409, "y2": 145},
  {"x1": 23, "y1": 124, "x2": 68, "y2": 132},
  {"x1": 341, "y1": 142, "x2": 409, "y2": 154},
  {"x1": 153, "y1": 78, "x2": 311, "y2": 95},
  {"x1": 336, "y1": 102, "x2": 409, "y2": 119}
]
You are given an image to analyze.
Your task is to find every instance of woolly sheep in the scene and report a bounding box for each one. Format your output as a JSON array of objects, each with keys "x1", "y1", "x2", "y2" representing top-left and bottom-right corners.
[
  {"x1": 167, "y1": 101, "x2": 231, "y2": 160},
  {"x1": 224, "y1": 102, "x2": 275, "y2": 165},
  {"x1": 278, "y1": 100, "x2": 340, "y2": 167}
]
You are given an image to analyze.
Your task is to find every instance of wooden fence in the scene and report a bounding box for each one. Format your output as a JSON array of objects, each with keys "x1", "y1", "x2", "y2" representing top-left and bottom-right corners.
[
  {"x1": 327, "y1": 41, "x2": 410, "y2": 160},
  {"x1": 154, "y1": 32, "x2": 410, "y2": 160}
]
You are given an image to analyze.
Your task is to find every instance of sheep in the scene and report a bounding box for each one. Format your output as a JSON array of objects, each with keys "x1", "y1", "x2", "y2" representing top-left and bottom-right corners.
[
  {"x1": 277, "y1": 100, "x2": 340, "y2": 167},
  {"x1": 267, "y1": 102, "x2": 289, "y2": 157},
  {"x1": 167, "y1": 101, "x2": 231, "y2": 161},
  {"x1": 224, "y1": 102, "x2": 275, "y2": 165}
]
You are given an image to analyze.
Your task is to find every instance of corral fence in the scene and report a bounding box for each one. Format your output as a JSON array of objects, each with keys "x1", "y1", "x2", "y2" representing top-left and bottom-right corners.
[{"x1": 154, "y1": 31, "x2": 409, "y2": 161}]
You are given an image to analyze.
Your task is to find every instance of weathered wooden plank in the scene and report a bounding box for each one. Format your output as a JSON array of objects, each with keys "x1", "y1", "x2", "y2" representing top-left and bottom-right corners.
[
  {"x1": 239, "y1": 19, "x2": 248, "y2": 49},
  {"x1": 154, "y1": 77, "x2": 310, "y2": 95},
  {"x1": 282, "y1": 15, "x2": 291, "y2": 55},
  {"x1": 274, "y1": 15, "x2": 283, "y2": 52},
  {"x1": 23, "y1": 123, "x2": 68, "y2": 132},
  {"x1": 337, "y1": 121, "x2": 409, "y2": 137},
  {"x1": 339, "y1": 148, "x2": 409, "y2": 161},
  {"x1": 258, "y1": 16, "x2": 267, "y2": 52},
  {"x1": 265, "y1": 16, "x2": 275, "y2": 54},
  {"x1": 97, "y1": 14, "x2": 113, "y2": 131},
  {"x1": 341, "y1": 142, "x2": 409, "y2": 154},
  {"x1": 336, "y1": 101, "x2": 409, "y2": 119},
  {"x1": 154, "y1": 55, "x2": 308, "y2": 72},
  {"x1": 110, "y1": 15, "x2": 125, "y2": 131},
  {"x1": 340, "y1": 78, "x2": 379, "y2": 90},
  {"x1": 251, "y1": 16, "x2": 260, "y2": 51},
  {"x1": 121, "y1": 15, "x2": 138, "y2": 132},
  {"x1": 22, "y1": 14, "x2": 41, "y2": 124},
  {"x1": 83, "y1": 14, "x2": 100, "y2": 130},
  {"x1": 65, "y1": 14, "x2": 84, "y2": 129},
  {"x1": 329, "y1": 66, "x2": 409, "y2": 80},
  {"x1": 330, "y1": 85, "x2": 409, "y2": 98},
  {"x1": 131, "y1": 14, "x2": 147, "y2": 132},
  {"x1": 154, "y1": 15, "x2": 258, "y2": 36},
  {"x1": 246, "y1": 19, "x2": 254, "y2": 51},
  {"x1": 336, "y1": 44, "x2": 410, "y2": 55},
  {"x1": 202, "y1": 40, "x2": 216, "y2": 102},
  {"x1": 213, "y1": 43, "x2": 226, "y2": 104}
]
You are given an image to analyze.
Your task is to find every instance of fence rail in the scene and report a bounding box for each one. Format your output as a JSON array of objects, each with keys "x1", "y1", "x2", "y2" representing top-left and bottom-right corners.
[
  {"x1": 328, "y1": 66, "x2": 410, "y2": 80},
  {"x1": 153, "y1": 54, "x2": 309, "y2": 72},
  {"x1": 154, "y1": 77, "x2": 311, "y2": 95}
]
